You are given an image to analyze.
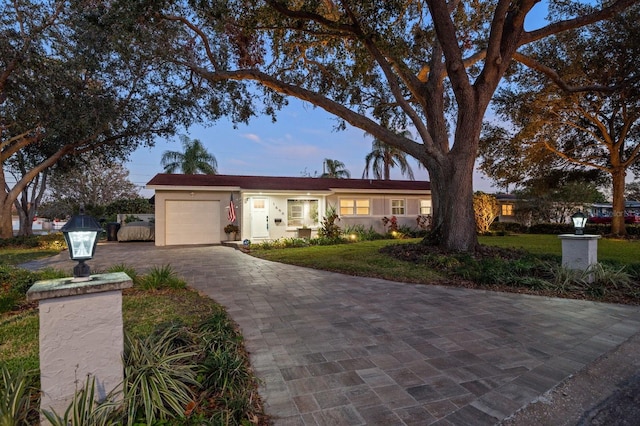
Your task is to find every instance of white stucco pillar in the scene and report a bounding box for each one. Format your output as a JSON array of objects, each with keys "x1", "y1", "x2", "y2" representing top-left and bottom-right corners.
[
  {"x1": 26, "y1": 272, "x2": 132, "y2": 423},
  {"x1": 558, "y1": 234, "x2": 601, "y2": 271}
]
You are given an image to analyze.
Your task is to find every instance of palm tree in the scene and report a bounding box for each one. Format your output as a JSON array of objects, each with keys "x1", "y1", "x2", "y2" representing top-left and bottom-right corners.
[
  {"x1": 161, "y1": 135, "x2": 218, "y2": 174},
  {"x1": 362, "y1": 130, "x2": 415, "y2": 180},
  {"x1": 320, "y1": 158, "x2": 351, "y2": 178}
]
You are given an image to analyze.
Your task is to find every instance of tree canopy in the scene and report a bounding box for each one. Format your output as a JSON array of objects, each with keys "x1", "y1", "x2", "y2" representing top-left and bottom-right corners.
[
  {"x1": 161, "y1": 135, "x2": 218, "y2": 174},
  {"x1": 320, "y1": 158, "x2": 351, "y2": 178},
  {"x1": 363, "y1": 131, "x2": 416, "y2": 180},
  {"x1": 479, "y1": 4, "x2": 640, "y2": 235},
  {"x1": 126, "y1": 0, "x2": 635, "y2": 252},
  {"x1": 0, "y1": 0, "x2": 199, "y2": 237}
]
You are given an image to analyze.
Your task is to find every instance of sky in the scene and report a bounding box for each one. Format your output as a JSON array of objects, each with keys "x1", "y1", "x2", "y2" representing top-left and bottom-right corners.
[
  {"x1": 126, "y1": 97, "x2": 500, "y2": 198},
  {"x1": 126, "y1": 3, "x2": 556, "y2": 197}
]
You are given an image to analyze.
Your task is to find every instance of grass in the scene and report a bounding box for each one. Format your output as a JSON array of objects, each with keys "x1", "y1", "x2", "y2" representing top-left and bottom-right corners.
[
  {"x1": 0, "y1": 248, "x2": 61, "y2": 265},
  {"x1": 0, "y1": 311, "x2": 39, "y2": 372},
  {"x1": 0, "y1": 241, "x2": 266, "y2": 425},
  {"x1": 251, "y1": 239, "x2": 443, "y2": 283},
  {"x1": 479, "y1": 234, "x2": 640, "y2": 264}
]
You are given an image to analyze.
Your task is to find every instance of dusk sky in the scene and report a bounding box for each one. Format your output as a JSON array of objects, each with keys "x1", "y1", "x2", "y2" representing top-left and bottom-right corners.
[{"x1": 127, "y1": 98, "x2": 500, "y2": 197}]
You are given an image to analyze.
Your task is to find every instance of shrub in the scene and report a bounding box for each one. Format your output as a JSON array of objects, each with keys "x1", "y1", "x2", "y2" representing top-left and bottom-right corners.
[
  {"x1": 318, "y1": 206, "x2": 341, "y2": 239},
  {"x1": 123, "y1": 326, "x2": 199, "y2": 425},
  {"x1": 0, "y1": 266, "x2": 67, "y2": 314},
  {"x1": 106, "y1": 264, "x2": 141, "y2": 287},
  {"x1": 0, "y1": 365, "x2": 38, "y2": 426},
  {"x1": 341, "y1": 224, "x2": 386, "y2": 241},
  {"x1": 139, "y1": 265, "x2": 186, "y2": 290},
  {"x1": 41, "y1": 375, "x2": 120, "y2": 426}
]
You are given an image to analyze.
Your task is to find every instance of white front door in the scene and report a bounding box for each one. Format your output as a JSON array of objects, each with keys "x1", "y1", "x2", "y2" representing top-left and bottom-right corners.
[{"x1": 251, "y1": 198, "x2": 269, "y2": 238}]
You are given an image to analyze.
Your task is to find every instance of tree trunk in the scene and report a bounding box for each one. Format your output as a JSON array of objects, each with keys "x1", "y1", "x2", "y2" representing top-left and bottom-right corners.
[
  {"x1": 0, "y1": 200, "x2": 13, "y2": 239},
  {"x1": 610, "y1": 168, "x2": 627, "y2": 236},
  {"x1": 424, "y1": 151, "x2": 478, "y2": 252}
]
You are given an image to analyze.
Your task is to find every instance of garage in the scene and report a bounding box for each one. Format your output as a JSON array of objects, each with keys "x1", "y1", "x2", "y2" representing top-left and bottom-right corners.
[{"x1": 165, "y1": 200, "x2": 220, "y2": 245}]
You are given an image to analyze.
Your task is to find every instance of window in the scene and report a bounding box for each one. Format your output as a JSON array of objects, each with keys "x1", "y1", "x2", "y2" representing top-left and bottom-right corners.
[
  {"x1": 287, "y1": 200, "x2": 319, "y2": 227},
  {"x1": 340, "y1": 199, "x2": 370, "y2": 215},
  {"x1": 420, "y1": 200, "x2": 432, "y2": 215},
  {"x1": 391, "y1": 199, "x2": 405, "y2": 215},
  {"x1": 501, "y1": 204, "x2": 514, "y2": 216}
]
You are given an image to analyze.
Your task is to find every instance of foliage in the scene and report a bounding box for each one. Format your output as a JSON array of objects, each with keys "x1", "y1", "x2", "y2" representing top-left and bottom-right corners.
[
  {"x1": 224, "y1": 224, "x2": 239, "y2": 234},
  {"x1": 127, "y1": 0, "x2": 633, "y2": 252},
  {"x1": 382, "y1": 216, "x2": 399, "y2": 233},
  {"x1": 161, "y1": 135, "x2": 218, "y2": 175},
  {"x1": 320, "y1": 159, "x2": 351, "y2": 178},
  {"x1": 138, "y1": 265, "x2": 187, "y2": 290},
  {"x1": 123, "y1": 325, "x2": 199, "y2": 425},
  {"x1": 196, "y1": 315, "x2": 259, "y2": 424},
  {"x1": 0, "y1": 0, "x2": 198, "y2": 238},
  {"x1": 473, "y1": 193, "x2": 499, "y2": 234},
  {"x1": 106, "y1": 264, "x2": 141, "y2": 287},
  {"x1": 317, "y1": 206, "x2": 341, "y2": 239},
  {"x1": 341, "y1": 224, "x2": 387, "y2": 241},
  {"x1": 510, "y1": 172, "x2": 607, "y2": 225},
  {"x1": 479, "y1": 5, "x2": 640, "y2": 236},
  {"x1": 0, "y1": 257, "x2": 265, "y2": 425},
  {"x1": 416, "y1": 215, "x2": 432, "y2": 231},
  {"x1": 123, "y1": 215, "x2": 141, "y2": 224},
  {"x1": 42, "y1": 375, "x2": 121, "y2": 426},
  {"x1": 362, "y1": 130, "x2": 415, "y2": 180},
  {"x1": 546, "y1": 263, "x2": 633, "y2": 297},
  {"x1": 0, "y1": 265, "x2": 67, "y2": 314},
  {"x1": 0, "y1": 365, "x2": 38, "y2": 426},
  {"x1": 41, "y1": 156, "x2": 140, "y2": 220}
]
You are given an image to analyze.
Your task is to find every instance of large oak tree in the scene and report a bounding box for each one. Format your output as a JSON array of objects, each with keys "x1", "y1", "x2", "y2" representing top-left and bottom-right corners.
[
  {"x1": 0, "y1": 1, "x2": 199, "y2": 237},
  {"x1": 131, "y1": 0, "x2": 636, "y2": 252},
  {"x1": 480, "y1": 4, "x2": 640, "y2": 235}
]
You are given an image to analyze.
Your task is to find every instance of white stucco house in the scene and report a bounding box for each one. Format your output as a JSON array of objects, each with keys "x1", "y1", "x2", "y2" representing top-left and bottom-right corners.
[{"x1": 146, "y1": 174, "x2": 432, "y2": 246}]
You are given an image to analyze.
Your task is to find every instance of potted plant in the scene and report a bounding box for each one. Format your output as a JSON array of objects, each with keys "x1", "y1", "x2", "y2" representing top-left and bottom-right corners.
[{"x1": 224, "y1": 223, "x2": 239, "y2": 240}]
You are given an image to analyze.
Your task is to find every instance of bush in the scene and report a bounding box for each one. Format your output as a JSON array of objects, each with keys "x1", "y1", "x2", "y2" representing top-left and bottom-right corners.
[
  {"x1": 490, "y1": 222, "x2": 527, "y2": 234},
  {"x1": 0, "y1": 266, "x2": 67, "y2": 314},
  {"x1": 139, "y1": 265, "x2": 186, "y2": 290},
  {"x1": 318, "y1": 206, "x2": 341, "y2": 239},
  {"x1": 0, "y1": 365, "x2": 39, "y2": 425},
  {"x1": 123, "y1": 325, "x2": 199, "y2": 425}
]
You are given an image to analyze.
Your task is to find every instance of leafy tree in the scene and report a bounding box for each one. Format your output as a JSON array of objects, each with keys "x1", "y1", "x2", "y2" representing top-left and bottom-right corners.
[
  {"x1": 320, "y1": 158, "x2": 350, "y2": 179},
  {"x1": 161, "y1": 135, "x2": 218, "y2": 175},
  {"x1": 513, "y1": 170, "x2": 607, "y2": 225},
  {"x1": 362, "y1": 131, "x2": 415, "y2": 180},
  {"x1": 0, "y1": 1, "x2": 198, "y2": 238},
  {"x1": 473, "y1": 192, "x2": 499, "y2": 234},
  {"x1": 39, "y1": 156, "x2": 139, "y2": 221},
  {"x1": 128, "y1": 0, "x2": 633, "y2": 252},
  {"x1": 625, "y1": 182, "x2": 640, "y2": 201},
  {"x1": 480, "y1": 5, "x2": 640, "y2": 236}
]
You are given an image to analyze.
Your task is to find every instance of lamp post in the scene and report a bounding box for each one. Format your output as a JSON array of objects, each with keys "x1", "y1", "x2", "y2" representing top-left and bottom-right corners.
[
  {"x1": 571, "y1": 211, "x2": 588, "y2": 235},
  {"x1": 559, "y1": 210, "x2": 600, "y2": 275},
  {"x1": 60, "y1": 207, "x2": 102, "y2": 281}
]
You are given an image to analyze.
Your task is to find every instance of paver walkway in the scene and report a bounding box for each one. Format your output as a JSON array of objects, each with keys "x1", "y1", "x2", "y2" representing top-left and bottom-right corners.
[{"x1": 23, "y1": 242, "x2": 640, "y2": 425}]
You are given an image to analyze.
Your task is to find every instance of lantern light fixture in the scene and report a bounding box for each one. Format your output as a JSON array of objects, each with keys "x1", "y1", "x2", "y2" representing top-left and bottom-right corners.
[
  {"x1": 571, "y1": 211, "x2": 588, "y2": 235},
  {"x1": 61, "y1": 206, "x2": 102, "y2": 281}
]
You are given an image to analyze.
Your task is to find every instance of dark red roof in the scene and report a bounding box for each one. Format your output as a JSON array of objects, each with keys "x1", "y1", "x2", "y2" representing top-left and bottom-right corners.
[{"x1": 147, "y1": 174, "x2": 430, "y2": 191}]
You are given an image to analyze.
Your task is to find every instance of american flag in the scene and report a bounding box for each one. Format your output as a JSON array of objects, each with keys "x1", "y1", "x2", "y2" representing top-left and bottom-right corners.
[{"x1": 228, "y1": 194, "x2": 236, "y2": 223}]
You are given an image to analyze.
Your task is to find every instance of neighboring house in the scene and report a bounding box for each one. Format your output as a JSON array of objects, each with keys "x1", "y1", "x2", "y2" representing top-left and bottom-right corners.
[
  {"x1": 495, "y1": 193, "x2": 518, "y2": 223},
  {"x1": 146, "y1": 174, "x2": 431, "y2": 246}
]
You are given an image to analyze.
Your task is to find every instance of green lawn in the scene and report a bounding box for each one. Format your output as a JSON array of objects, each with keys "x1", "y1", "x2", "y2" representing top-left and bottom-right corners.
[
  {"x1": 479, "y1": 234, "x2": 640, "y2": 265},
  {"x1": 251, "y1": 239, "x2": 444, "y2": 283}
]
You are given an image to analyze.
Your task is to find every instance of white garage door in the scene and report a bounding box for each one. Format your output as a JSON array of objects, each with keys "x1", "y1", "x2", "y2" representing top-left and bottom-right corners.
[{"x1": 165, "y1": 200, "x2": 220, "y2": 245}]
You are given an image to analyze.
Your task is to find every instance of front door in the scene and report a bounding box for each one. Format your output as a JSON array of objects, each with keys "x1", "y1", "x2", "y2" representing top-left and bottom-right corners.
[{"x1": 251, "y1": 198, "x2": 269, "y2": 238}]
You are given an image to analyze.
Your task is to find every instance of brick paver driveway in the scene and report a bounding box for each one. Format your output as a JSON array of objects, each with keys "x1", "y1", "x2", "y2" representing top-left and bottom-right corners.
[{"x1": 23, "y1": 242, "x2": 640, "y2": 425}]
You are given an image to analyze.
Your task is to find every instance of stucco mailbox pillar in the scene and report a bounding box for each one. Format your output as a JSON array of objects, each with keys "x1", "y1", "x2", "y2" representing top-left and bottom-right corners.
[
  {"x1": 26, "y1": 272, "x2": 132, "y2": 421},
  {"x1": 558, "y1": 234, "x2": 601, "y2": 271}
]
